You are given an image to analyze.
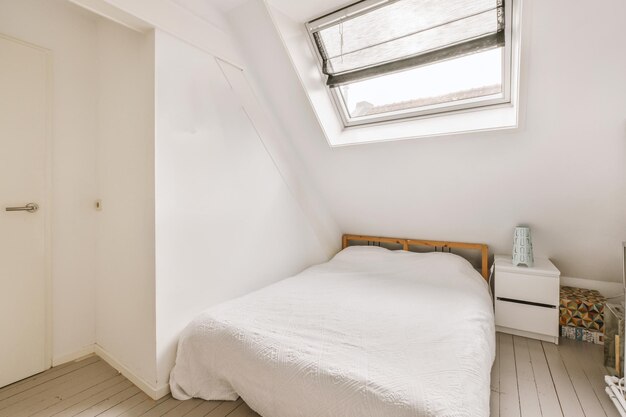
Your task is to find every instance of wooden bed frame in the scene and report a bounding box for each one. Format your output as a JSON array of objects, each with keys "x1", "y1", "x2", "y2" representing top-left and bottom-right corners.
[{"x1": 342, "y1": 234, "x2": 490, "y2": 281}]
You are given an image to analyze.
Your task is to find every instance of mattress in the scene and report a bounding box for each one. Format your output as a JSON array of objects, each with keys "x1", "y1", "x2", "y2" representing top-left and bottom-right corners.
[{"x1": 169, "y1": 246, "x2": 495, "y2": 417}]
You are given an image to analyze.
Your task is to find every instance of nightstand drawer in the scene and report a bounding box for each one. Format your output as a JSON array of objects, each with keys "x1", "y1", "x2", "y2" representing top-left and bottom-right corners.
[
  {"x1": 496, "y1": 271, "x2": 558, "y2": 306},
  {"x1": 495, "y1": 299, "x2": 559, "y2": 337}
]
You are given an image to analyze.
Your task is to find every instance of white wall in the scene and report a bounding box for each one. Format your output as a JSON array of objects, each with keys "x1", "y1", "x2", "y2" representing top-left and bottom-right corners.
[
  {"x1": 227, "y1": 0, "x2": 626, "y2": 283},
  {"x1": 69, "y1": 0, "x2": 243, "y2": 66},
  {"x1": 95, "y1": 19, "x2": 156, "y2": 386},
  {"x1": 0, "y1": 0, "x2": 99, "y2": 363},
  {"x1": 153, "y1": 29, "x2": 333, "y2": 388}
]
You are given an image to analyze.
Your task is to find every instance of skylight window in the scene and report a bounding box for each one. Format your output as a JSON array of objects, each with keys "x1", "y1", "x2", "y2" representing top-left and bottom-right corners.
[{"x1": 306, "y1": 0, "x2": 511, "y2": 127}]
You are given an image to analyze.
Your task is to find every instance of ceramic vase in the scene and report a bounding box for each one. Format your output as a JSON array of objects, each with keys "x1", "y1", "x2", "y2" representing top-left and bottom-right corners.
[{"x1": 512, "y1": 226, "x2": 534, "y2": 267}]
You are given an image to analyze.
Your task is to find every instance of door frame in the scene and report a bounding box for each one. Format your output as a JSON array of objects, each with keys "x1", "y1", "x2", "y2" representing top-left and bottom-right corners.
[{"x1": 0, "y1": 32, "x2": 53, "y2": 370}]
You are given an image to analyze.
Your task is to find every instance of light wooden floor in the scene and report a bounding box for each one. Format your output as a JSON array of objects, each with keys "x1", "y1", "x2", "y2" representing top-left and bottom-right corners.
[
  {"x1": 0, "y1": 333, "x2": 618, "y2": 417},
  {"x1": 492, "y1": 332, "x2": 619, "y2": 417}
]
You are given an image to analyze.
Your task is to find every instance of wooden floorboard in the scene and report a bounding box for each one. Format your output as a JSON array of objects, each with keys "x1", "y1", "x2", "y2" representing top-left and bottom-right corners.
[
  {"x1": 526, "y1": 338, "x2": 563, "y2": 417},
  {"x1": 491, "y1": 332, "x2": 501, "y2": 417},
  {"x1": 228, "y1": 403, "x2": 261, "y2": 417},
  {"x1": 0, "y1": 362, "x2": 117, "y2": 416},
  {"x1": 499, "y1": 333, "x2": 521, "y2": 417},
  {"x1": 30, "y1": 375, "x2": 130, "y2": 417},
  {"x1": 0, "y1": 333, "x2": 617, "y2": 417},
  {"x1": 542, "y1": 342, "x2": 586, "y2": 417},
  {"x1": 97, "y1": 392, "x2": 150, "y2": 417},
  {"x1": 573, "y1": 341, "x2": 622, "y2": 417},
  {"x1": 204, "y1": 399, "x2": 244, "y2": 417},
  {"x1": 117, "y1": 396, "x2": 169, "y2": 417},
  {"x1": 0, "y1": 356, "x2": 100, "y2": 402},
  {"x1": 184, "y1": 399, "x2": 228, "y2": 417},
  {"x1": 558, "y1": 339, "x2": 607, "y2": 417},
  {"x1": 513, "y1": 336, "x2": 542, "y2": 417},
  {"x1": 0, "y1": 359, "x2": 104, "y2": 408},
  {"x1": 74, "y1": 383, "x2": 142, "y2": 417}
]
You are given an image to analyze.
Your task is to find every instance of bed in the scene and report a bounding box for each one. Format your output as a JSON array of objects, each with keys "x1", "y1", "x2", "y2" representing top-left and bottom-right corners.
[{"x1": 169, "y1": 234, "x2": 495, "y2": 417}]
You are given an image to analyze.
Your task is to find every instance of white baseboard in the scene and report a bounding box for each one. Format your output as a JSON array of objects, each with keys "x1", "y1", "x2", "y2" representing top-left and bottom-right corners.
[
  {"x1": 52, "y1": 344, "x2": 96, "y2": 367},
  {"x1": 94, "y1": 345, "x2": 170, "y2": 400},
  {"x1": 51, "y1": 343, "x2": 170, "y2": 400},
  {"x1": 561, "y1": 276, "x2": 623, "y2": 299}
]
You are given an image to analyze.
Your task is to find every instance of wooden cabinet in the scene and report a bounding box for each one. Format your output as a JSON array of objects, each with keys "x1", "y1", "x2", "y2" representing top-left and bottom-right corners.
[{"x1": 494, "y1": 255, "x2": 560, "y2": 344}]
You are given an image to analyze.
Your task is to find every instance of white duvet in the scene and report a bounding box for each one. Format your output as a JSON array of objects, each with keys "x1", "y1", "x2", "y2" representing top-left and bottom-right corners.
[{"x1": 170, "y1": 246, "x2": 495, "y2": 417}]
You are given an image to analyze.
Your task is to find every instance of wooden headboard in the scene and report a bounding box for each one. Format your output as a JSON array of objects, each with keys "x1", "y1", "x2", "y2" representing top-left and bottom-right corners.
[{"x1": 342, "y1": 234, "x2": 490, "y2": 281}]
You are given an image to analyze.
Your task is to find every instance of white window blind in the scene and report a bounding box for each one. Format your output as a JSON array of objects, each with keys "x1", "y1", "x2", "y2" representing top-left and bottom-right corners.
[{"x1": 308, "y1": 0, "x2": 505, "y2": 87}]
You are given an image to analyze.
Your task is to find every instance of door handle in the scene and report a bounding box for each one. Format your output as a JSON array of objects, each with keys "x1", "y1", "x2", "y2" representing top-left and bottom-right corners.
[{"x1": 5, "y1": 203, "x2": 39, "y2": 213}]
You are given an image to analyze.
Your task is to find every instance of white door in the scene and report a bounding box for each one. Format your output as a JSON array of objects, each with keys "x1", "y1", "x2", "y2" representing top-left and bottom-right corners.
[{"x1": 0, "y1": 34, "x2": 49, "y2": 387}]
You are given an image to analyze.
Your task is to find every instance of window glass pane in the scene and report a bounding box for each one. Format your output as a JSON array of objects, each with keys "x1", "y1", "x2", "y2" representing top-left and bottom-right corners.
[{"x1": 338, "y1": 47, "x2": 503, "y2": 119}]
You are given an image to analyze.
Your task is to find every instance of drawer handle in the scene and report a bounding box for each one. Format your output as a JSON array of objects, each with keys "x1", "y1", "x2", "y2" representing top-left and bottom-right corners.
[{"x1": 497, "y1": 297, "x2": 556, "y2": 309}]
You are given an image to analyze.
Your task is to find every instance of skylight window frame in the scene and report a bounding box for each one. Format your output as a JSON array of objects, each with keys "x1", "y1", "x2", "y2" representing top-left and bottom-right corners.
[{"x1": 305, "y1": 0, "x2": 514, "y2": 128}]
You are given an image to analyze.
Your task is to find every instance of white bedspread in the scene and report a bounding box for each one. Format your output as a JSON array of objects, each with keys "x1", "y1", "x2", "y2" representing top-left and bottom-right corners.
[{"x1": 170, "y1": 246, "x2": 495, "y2": 417}]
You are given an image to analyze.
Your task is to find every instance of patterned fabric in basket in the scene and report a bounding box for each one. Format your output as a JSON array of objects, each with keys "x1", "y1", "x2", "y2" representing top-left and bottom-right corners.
[{"x1": 559, "y1": 286, "x2": 606, "y2": 332}]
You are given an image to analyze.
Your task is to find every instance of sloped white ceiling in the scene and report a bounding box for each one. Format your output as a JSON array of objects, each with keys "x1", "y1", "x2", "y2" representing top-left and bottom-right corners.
[
  {"x1": 205, "y1": 0, "x2": 351, "y2": 21},
  {"x1": 225, "y1": 0, "x2": 626, "y2": 284},
  {"x1": 189, "y1": 0, "x2": 249, "y2": 13},
  {"x1": 265, "y1": 0, "x2": 352, "y2": 21},
  {"x1": 171, "y1": 0, "x2": 232, "y2": 28}
]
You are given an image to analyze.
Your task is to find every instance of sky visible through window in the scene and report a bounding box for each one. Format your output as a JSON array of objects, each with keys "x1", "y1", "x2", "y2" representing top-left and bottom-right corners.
[{"x1": 338, "y1": 48, "x2": 503, "y2": 118}]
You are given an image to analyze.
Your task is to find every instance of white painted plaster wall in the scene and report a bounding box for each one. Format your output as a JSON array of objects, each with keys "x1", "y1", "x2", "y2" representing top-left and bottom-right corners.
[
  {"x1": 95, "y1": 18, "x2": 157, "y2": 386},
  {"x1": 69, "y1": 0, "x2": 243, "y2": 66}
]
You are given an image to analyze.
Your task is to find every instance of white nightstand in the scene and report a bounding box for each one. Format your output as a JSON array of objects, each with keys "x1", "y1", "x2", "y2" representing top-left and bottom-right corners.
[{"x1": 494, "y1": 255, "x2": 561, "y2": 344}]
